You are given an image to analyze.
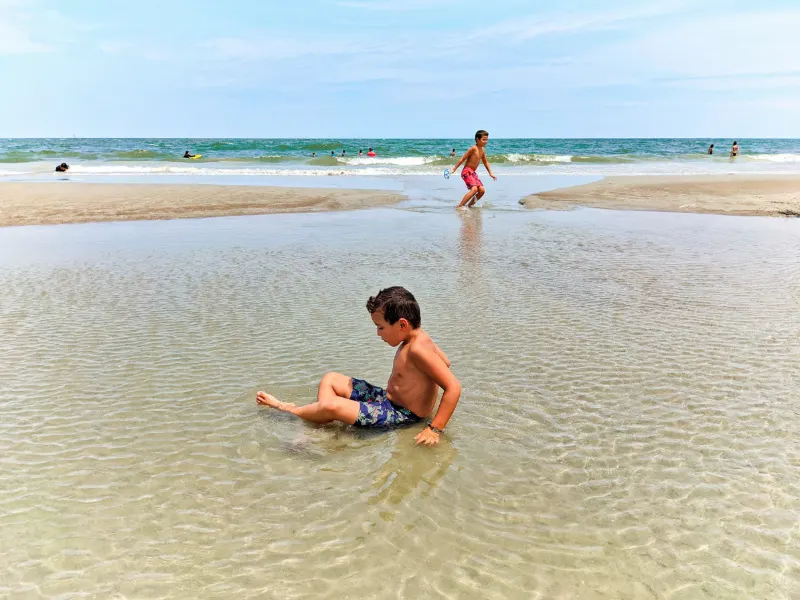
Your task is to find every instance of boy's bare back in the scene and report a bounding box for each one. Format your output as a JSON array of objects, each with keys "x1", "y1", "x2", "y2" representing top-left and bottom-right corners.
[{"x1": 386, "y1": 330, "x2": 450, "y2": 418}]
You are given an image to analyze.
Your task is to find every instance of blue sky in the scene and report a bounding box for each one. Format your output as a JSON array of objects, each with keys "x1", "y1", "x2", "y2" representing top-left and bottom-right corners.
[{"x1": 2, "y1": 0, "x2": 799, "y2": 137}]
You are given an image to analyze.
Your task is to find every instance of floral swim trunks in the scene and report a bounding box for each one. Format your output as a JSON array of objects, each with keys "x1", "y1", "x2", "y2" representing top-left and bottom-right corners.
[
  {"x1": 461, "y1": 166, "x2": 483, "y2": 189},
  {"x1": 350, "y1": 378, "x2": 422, "y2": 428}
]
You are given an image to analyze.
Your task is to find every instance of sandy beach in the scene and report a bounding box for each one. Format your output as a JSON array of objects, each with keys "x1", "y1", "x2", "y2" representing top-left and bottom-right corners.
[
  {"x1": 0, "y1": 182, "x2": 405, "y2": 227},
  {"x1": 520, "y1": 175, "x2": 800, "y2": 217}
]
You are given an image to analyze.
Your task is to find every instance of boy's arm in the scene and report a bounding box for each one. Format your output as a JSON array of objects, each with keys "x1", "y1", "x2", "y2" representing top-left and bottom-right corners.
[
  {"x1": 452, "y1": 147, "x2": 474, "y2": 172},
  {"x1": 481, "y1": 151, "x2": 497, "y2": 180},
  {"x1": 409, "y1": 346, "x2": 461, "y2": 446},
  {"x1": 433, "y1": 343, "x2": 450, "y2": 368}
]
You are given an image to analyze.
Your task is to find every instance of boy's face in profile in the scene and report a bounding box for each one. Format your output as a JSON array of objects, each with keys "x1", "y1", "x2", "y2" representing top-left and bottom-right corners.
[
  {"x1": 477, "y1": 135, "x2": 488, "y2": 148},
  {"x1": 371, "y1": 311, "x2": 406, "y2": 347}
]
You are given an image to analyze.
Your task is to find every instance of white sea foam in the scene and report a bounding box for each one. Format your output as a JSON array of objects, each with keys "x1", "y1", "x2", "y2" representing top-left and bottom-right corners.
[
  {"x1": 342, "y1": 156, "x2": 438, "y2": 166},
  {"x1": 747, "y1": 153, "x2": 800, "y2": 162},
  {"x1": 505, "y1": 153, "x2": 573, "y2": 163}
]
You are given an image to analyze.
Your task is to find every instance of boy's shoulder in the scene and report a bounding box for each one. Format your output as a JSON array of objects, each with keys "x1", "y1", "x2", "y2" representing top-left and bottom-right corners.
[{"x1": 405, "y1": 330, "x2": 435, "y2": 354}]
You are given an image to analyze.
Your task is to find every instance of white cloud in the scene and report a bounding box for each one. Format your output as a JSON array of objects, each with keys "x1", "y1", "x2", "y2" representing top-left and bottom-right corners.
[
  {"x1": 0, "y1": 0, "x2": 88, "y2": 55},
  {"x1": 0, "y1": 0, "x2": 52, "y2": 54}
]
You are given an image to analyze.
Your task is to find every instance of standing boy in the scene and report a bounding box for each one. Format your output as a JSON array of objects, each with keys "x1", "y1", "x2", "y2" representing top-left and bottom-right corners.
[
  {"x1": 257, "y1": 287, "x2": 460, "y2": 446},
  {"x1": 452, "y1": 130, "x2": 497, "y2": 209}
]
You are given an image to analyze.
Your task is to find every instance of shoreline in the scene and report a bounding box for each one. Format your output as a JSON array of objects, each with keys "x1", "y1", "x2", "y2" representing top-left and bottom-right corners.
[
  {"x1": 520, "y1": 175, "x2": 800, "y2": 217},
  {"x1": 0, "y1": 182, "x2": 406, "y2": 227}
]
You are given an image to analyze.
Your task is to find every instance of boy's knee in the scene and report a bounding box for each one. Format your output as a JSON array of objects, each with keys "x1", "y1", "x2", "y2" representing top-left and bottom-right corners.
[
  {"x1": 478, "y1": 186, "x2": 485, "y2": 195},
  {"x1": 320, "y1": 371, "x2": 338, "y2": 386},
  {"x1": 470, "y1": 185, "x2": 478, "y2": 194},
  {"x1": 319, "y1": 395, "x2": 346, "y2": 415}
]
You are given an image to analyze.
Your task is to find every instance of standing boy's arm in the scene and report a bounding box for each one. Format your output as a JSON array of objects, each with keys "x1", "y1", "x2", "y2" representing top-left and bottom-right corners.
[
  {"x1": 481, "y1": 151, "x2": 497, "y2": 181},
  {"x1": 409, "y1": 346, "x2": 461, "y2": 446}
]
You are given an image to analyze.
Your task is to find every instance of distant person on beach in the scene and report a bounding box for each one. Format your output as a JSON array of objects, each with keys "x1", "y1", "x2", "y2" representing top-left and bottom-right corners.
[
  {"x1": 708, "y1": 144, "x2": 714, "y2": 155},
  {"x1": 730, "y1": 141, "x2": 740, "y2": 157},
  {"x1": 367, "y1": 148, "x2": 376, "y2": 157},
  {"x1": 257, "y1": 286, "x2": 460, "y2": 446},
  {"x1": 331, "y1": 151, "x2": 335, "y2": 157},
  {"x1": 451, "y1": 130, "x2": 497, "y2": 209},
  {"x1": 54, "y1": 162, "x2": 69, "y2": 172}
]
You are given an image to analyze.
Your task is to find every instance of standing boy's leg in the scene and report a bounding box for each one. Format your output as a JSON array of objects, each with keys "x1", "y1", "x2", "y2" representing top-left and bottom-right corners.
[
  {"x1": 467, "y1": 185, "x2": 486, "y2": 207},
  {"x1": 256, "y1": 372, "x2": 360, "y2": 424},
  {"x1": 458, "y1": 186, "x2": 479, "y2": 208}
]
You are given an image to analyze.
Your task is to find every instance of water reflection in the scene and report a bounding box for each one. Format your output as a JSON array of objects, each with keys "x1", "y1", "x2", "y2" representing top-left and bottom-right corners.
[
  {"x1": 458, "y1": 209, "x2": 483, "y2": 285},
  {"x1": 368, "y1": 432, "x2": 458, "y2": 506}
]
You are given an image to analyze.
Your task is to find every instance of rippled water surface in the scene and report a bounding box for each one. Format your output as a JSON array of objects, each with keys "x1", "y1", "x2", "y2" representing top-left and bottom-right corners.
[{"x1": 1, "y1": 206, "x2": 799, "y2": 599}]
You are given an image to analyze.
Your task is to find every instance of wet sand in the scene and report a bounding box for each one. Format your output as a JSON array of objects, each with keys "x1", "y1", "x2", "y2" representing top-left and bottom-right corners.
[
  {"x1": 520, "y1": 175, "x2": 800, "y2": 217},
  {"x1": 0, "y1": 182, "x2": 406, "y2": 227}
]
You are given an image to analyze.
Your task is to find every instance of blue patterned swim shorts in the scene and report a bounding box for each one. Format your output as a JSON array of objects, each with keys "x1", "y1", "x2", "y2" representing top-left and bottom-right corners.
[{"x1": 350, "y1": 378, "x2": 422, "y2": 428}]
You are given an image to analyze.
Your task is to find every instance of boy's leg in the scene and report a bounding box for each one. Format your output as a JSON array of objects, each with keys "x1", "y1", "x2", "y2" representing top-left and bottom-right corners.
[
  {"x1": 256, "y1": 372, "x2": 361, "y2": 425},
  {"x1": 467, "y1": 185, "x2": 486, "y2": 207},
  {"x1": 458, "y1": 186, "x2": 478, "y2": 208}
]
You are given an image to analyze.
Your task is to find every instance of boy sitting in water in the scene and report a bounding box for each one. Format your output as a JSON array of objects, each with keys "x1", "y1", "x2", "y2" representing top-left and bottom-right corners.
[
  {"x1": 257, "y1": 286, "x2": 460, "y2": 446},
  {"x1": 452, "y1": 129, "x2": 497, "y2": 209}
]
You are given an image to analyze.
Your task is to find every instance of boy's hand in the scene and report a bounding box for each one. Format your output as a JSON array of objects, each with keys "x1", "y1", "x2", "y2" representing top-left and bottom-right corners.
[
  {"x1": 415, "y1": 427, "x2": 440, "y2": 446},
  {"x1": 491, "y1": 175, "x2": 497, "y2": 181}
]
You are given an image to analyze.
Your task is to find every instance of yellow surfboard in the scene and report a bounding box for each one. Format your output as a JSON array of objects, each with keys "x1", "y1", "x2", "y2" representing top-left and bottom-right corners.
[{"x1": 189, "y1": 154, "x2": 203, "y2": 159}]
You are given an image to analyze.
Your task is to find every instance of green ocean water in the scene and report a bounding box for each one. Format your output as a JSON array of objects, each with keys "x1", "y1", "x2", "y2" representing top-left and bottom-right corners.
[{"x1": 2, "y1": 138, "x2": 799, "y2": 178}]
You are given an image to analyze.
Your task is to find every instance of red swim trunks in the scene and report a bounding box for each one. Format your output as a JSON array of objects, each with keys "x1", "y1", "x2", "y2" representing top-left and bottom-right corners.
[{"x1": 461, "y1": 166, "x2": 483, "y2": 189}]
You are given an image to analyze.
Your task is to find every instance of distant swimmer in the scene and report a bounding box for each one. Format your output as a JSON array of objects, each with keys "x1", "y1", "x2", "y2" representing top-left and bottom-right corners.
[
  {"x1": 183, "y1": 150, "x2": 199, "y2": 159},
  {"x1": 730, "y1": 141, "x2": 739, "y2": 157},
  {"x1": 55, "y1": 162, "x2": 69, "y2": 172},
  {"x1": 708, "y1": 144, "x2": 714, "y2": 155},
  {"x1": 450, "y1": 148, "x2": 456, "y2": 157},
  {"x1": 342, "y1": 149, "x2": 346, "y2": 156},
  {"x1": 331, "y1": 151, "x2": 335, "y2": 157},
  {"x1": 367, "y1": 148, "x2": 376, "y2": 157},
  {"x1": 359, "y1": 149, "x2": 363, "y2": 157},
  {"x1": 312, "y1": 152, "x2": 316, "y2": 157}
]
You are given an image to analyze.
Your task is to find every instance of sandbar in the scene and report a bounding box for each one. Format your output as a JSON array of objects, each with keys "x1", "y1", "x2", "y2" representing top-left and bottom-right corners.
[
  {"x1": 520, "y1": 175, "x2": 800, "y2": 217},
  {"x1": 0, "y1": 183, "x2": 406, "y2": 227}
]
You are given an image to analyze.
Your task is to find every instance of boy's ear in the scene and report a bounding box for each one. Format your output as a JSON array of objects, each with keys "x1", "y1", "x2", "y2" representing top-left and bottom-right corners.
[{"x1": 398, "y1": 317, "x2": 410, "y2": 329}]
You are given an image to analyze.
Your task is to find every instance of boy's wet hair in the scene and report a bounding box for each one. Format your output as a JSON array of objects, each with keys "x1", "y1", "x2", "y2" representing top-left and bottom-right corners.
[
  {"x1": 475, "y1": 129, "x2": 489, "y2": 141},
  {"x1": 366, "y1": 286, "x2": 421, "y2": 328}
]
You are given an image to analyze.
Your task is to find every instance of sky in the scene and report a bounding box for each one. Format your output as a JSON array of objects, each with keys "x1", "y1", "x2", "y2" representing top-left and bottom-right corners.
[{"x1": 2, "y1": 0, "x2": 800, "y2": 138}]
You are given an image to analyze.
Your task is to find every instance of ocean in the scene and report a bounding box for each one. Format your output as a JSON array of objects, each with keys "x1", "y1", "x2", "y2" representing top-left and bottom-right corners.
[{"x1": 2, "y1": 138, "x2": 800, "y2": 180}]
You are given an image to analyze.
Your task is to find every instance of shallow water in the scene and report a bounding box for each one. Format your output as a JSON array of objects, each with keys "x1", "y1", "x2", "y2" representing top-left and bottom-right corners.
[{"x1": 1, "y1": 205, "x2": 799, "y2": 599}]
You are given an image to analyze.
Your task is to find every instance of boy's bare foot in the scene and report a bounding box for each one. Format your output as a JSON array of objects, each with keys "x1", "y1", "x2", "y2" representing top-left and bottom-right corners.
[
  {"x1": 256, "y1": 391, "x2": 296, "y2": 412},
  {"x1": 457, "y1": 205, "x2": 469, "y2": 211}
]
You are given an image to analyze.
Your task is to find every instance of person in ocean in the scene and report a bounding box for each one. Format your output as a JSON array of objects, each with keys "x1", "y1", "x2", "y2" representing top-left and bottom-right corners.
[
  {"x1": 450, "y1": 148, "x2": 456, "y2": 157},
  {"x1": 54, "y1": 162, "x2": 69, "y2": 172},
  {"x1": 359, "y1": 149, "x2": 363, "y2": 157},
  {"x1": 331, "y1": 151, "x2": 335, "y2": 157},
  {"x1": 708, "y1": 144, "x2": 714, "y2": 155},
  {"x1": 256, "y1": 286, "x2": 460, "y2": 446},
  {"x1": 183, "y1": 151, "x2": 198, "y2": 158},
  {"x1": 730, "y1": 141, "x2": 740, "y2": 157},
  {"x1": 451, "y1": 130, "x2": 497, "y2": 209},
  {"x1": 367, "y1": 148, "x2": 376, "y2": 157},
  {"x1": 312, "y1": 152, "x2": 316, "y2": 158},
  {"x1": 342, "y1": 149, "x2": 346, "y2": 156}
]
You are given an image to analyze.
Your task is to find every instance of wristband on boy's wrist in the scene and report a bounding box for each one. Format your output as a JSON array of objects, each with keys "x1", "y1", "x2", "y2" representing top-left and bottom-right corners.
[{"x1": 426, "y1": 422, "x2": 443, "y2": 434}]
